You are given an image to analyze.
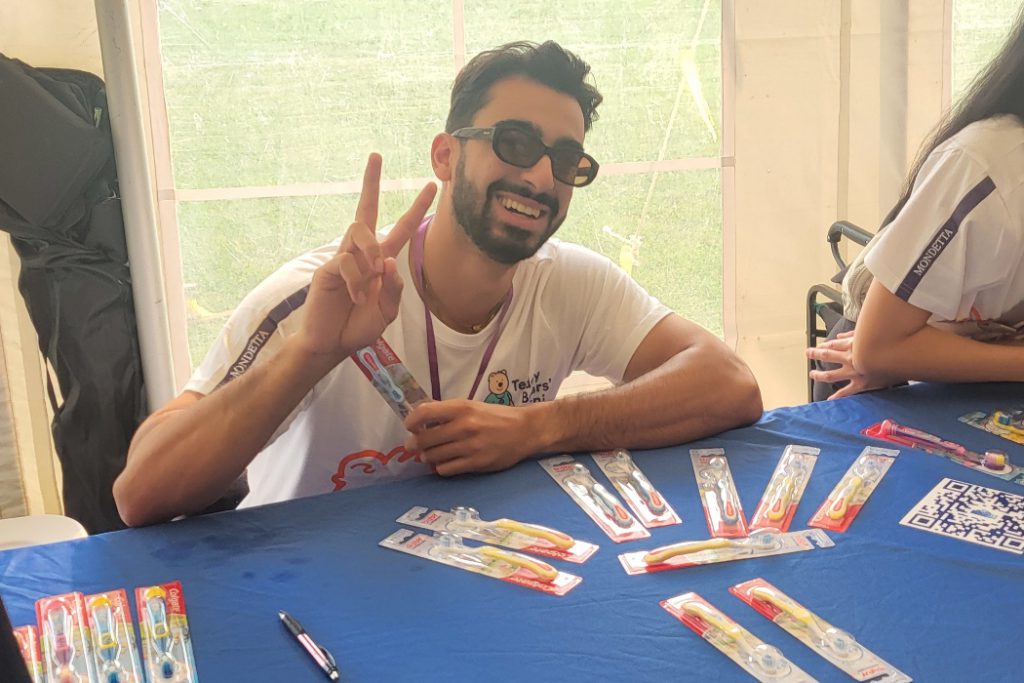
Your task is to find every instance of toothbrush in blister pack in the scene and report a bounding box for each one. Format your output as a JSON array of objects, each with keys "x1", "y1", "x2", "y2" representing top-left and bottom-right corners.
[
  {"x1": 618, "y1": 528, "x2": 834, "y2": 575},
  {"x1": 592, "y1": 449, "x2": 680, "y2": 527},
  {"x1": 396, "y1": 505, "x2": 599, "y2": 562},
  {"x1": 662, "y1": 592, "x2": 816, "y2": 683},
  {"x1": 809, "y1": 447, "x2": 897, "y2": 533},
  {"x1": 85, "y1": 590, "x2": 144, "y2": 683},
  {"x1": 750, "y1": 445, "x2": 819, "y2": 532},
  {"x1": 540, "y1": 455, "x2": 650, "y2": 542},
  {"x1": 13, "y1": 625, "x2": 44, "y2": 683},
  {"x1": 731, "y1": 578, "x2": 912, "y2": 682},
  {"x1": 691, "y1": 449, "x2": 748, "y2": 537},
  {"x1": 36, "y1": 592, "x2": 96, "y2": 683},
  {"x1": 352, "y1": 338, "x2": 431, "y2": 418},
  {"x1": 135, "y1": 582, "x2": 198, "y2": 683},
  {"x1": 379, "y1": 528, "x2": 582, "y2": 596}
]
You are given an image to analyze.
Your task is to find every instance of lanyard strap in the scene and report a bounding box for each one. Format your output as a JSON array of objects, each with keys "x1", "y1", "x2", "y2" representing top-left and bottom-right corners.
[{"x1": 410, "y1": 217, "x2": 513, "y2": 401}]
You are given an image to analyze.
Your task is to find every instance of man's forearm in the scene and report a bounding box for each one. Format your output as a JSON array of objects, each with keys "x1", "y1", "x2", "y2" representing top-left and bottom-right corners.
[
  {"x1": 856, "y1": 326, "x2": 1024, "y2": 383},
  {"x1": 529, "y1": 344, "x2": 762, "y2": 454},
  {"x1": 115, "y1": 340, "x2": 341, "y2": 526}
]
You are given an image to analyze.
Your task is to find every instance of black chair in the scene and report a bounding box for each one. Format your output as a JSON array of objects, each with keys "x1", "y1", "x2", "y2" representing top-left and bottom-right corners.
[{"x1": 806, "y1": 220, "x2": 874, "y2": 402}]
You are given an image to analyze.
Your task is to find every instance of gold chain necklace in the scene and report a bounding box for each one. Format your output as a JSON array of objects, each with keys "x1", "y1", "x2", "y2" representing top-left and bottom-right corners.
[{"x1": 421, "y1": 270, "x2": 504, "y2": 334}]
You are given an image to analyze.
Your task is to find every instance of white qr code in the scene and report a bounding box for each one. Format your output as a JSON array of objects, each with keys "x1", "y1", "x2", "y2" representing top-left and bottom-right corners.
[{"x1": 900, "y1": 478, "x2": 1024, "y2": 554}]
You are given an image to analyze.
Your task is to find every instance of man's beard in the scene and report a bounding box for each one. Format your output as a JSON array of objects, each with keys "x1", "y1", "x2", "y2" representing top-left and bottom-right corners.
[{"x1": 451, "y1": 156, "x2": 564, "y2": 265}]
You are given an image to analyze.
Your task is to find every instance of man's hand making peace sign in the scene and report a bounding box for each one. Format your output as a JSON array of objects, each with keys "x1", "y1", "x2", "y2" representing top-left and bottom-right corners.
[
  {"x1": 298, "y1": 154, "x2": 437, "y2": 361},
  {"x1": 115, "y1": 154, "x2": 436, "y2": 527}
]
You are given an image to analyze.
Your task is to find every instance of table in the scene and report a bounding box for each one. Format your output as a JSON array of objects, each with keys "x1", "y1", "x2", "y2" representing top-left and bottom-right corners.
[{"x1": 2, "y1": 382, "x2": 1022, "y2": 682}]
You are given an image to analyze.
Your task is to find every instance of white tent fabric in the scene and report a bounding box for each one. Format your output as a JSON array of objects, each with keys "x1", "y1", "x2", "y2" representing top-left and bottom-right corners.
[
  {"x1": 732, "y1": 0, "x2": 946, "y2": 406},
  {"x1": 0, "y1": 239, "x2": 61, "y2": 518}
]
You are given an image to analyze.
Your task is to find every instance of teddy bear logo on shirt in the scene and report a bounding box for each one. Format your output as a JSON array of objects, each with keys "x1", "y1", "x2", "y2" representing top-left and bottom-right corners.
[{"x1": 483, "y1": 370, "x2": 514, "y2": 406}]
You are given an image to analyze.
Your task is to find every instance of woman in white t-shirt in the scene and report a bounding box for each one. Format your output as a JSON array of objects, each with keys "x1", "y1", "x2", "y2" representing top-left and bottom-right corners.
[{"x1": 807, "y1": 11, "x2": 1024, "y2": 399}]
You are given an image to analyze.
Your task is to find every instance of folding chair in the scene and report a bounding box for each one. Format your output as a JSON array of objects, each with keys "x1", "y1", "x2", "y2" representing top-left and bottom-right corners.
[{"x1": 806, "y1": 220, "x2": 874, "y2": 401}]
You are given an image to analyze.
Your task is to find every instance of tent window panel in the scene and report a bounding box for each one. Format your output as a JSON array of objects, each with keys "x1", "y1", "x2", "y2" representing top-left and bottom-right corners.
[
  {"x1": 562, "y1": 169, "x2": 723, "y2": 337},
  {"x1": 952, "y1": 0, "x2": 1023, "y2": 98},
  {"x1": 158, "y1": 1, "x2": 453, "y2": 189}
]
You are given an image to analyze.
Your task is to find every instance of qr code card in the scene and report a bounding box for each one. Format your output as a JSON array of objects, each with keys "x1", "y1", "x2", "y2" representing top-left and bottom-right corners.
[{"x1": 900, "y1": 478, "x2": 1024, "y2": 554}]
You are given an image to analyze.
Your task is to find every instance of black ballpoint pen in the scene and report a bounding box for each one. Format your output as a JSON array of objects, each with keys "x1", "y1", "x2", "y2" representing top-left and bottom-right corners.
[{"x1": 279, "y1": 610, "x2": 340, "y2": 681}]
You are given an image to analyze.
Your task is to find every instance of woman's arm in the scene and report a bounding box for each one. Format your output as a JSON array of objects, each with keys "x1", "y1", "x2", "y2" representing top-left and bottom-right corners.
[{"x1": 854, "y1": 280, "x2": 1024, "y2": 382}]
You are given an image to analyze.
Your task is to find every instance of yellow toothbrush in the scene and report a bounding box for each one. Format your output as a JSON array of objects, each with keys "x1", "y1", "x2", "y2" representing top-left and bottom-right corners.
[
  {"x1": 827, "y1": 474, "x2": 864, "y2": 520},
  {"x1": 645, "y1": 538, "x2": 732, "y2": 565},
  {"x1": 450, "y1": 507, "x2": 575, "y2": 549},
  {"x1": 478, "y1": 546, "x2": 559, "y2": 582},
  {"x1": 492, "y1": 519, "x2": 575, "y2": 549},
  {"x1": 681, "y1": 601, "x2": 792, "y2": 676},
  {"x1": 644, "y1": 531, "x2": 781, "y2": 565},
  {"x1": 766, "y1": 474, "x2": 795, "y2": 522},
  {"x1": 682, "y1": 601, "x2": 745, "y2": 641},
  {"x1": 434, "y1": 532, "x2": 559, "y2": 583}
]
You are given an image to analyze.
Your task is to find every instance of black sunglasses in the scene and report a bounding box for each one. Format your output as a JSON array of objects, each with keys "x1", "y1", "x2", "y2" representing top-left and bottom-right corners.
[{"x1": 451, "y1": 123, "x2": 600, "y2": 187}]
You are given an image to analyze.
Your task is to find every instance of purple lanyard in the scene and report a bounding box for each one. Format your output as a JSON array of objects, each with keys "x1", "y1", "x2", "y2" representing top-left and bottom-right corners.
[{"x1": 410, "y1": 217, "x2": 513, "y2": 401}]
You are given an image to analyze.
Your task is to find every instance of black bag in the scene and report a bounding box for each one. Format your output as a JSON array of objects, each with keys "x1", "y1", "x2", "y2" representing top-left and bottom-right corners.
[{"x1": 0, "y1": 54, "x2": 147, "y2": 533}]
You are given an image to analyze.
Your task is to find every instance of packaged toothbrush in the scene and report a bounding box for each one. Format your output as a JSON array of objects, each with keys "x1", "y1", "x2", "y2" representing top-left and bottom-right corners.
[
  {"x1": 135, "y1": 581, "x2": 198, "y2": 683},
  {"x1": 13, "y1": 625, "x2": 45, "y2": 683},
  {"x1": 592, "y1": 449, "x2": 680, "y2": 527},
  {"x1": 84, "y1": 589, "x2": 144, "y2": 683},
  {"x1": 352, "y1": 338, "x2": 431, "y2": 418},
  {"x1": 36, "y1": 592, "x2": 97, "y2": 683}
]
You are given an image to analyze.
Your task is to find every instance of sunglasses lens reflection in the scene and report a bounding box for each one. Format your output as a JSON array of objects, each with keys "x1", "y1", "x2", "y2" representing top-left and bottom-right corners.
[{"x1": 493, "y1": 128, "x2": 595, "y2": 187}]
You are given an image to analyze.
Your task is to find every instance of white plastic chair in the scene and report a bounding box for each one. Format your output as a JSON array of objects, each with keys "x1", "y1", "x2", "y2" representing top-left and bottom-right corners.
[{"x1": 0, "y1": 514, "x2": 87, "y2": 550}]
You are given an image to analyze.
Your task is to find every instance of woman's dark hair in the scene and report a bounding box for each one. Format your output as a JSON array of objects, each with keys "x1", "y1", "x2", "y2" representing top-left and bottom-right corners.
[
  {"x1": 883, "y1": 9, "x2": 1024, "y2": 227},
  {"x1": 445, "y1": 41, "x2": 603, "y2": 134}
]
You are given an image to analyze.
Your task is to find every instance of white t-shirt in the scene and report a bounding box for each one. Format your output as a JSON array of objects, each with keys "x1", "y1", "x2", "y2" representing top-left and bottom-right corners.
[
  {"x1": 185, "y1": 235, "x2": 671, "y2": 507},
  {"x1": 864, "y1": 115, "x2": 1024, "y2": 339}
]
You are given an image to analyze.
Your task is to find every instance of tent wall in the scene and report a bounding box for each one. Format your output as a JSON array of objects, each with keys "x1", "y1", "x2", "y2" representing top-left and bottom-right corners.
[{"x1": 733, "y1": 0, "x2": 946, "y2": 407}]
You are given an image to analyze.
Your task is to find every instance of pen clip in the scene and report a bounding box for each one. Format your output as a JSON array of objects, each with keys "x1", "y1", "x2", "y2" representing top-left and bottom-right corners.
[{"x1": 318, "y1": 643, "x2": 338, "y2": 670}]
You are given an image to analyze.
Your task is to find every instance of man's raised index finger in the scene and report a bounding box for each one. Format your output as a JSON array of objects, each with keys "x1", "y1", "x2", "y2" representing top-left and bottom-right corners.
[
  {"x1": 382, "y1": 182, "x2": 437, "y2": 258},
  {"x1": 354, "y1": 153, "x2": 382, "y2": 230}
]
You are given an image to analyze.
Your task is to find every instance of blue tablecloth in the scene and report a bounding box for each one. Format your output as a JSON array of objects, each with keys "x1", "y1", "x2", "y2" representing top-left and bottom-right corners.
[{"x1": 2, "y1": 382, "x2": 1022, "y2": 682}]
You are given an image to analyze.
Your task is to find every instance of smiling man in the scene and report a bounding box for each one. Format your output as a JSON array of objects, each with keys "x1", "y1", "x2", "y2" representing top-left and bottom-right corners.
[{"x1": 115, "y1": 41, "x2": 762, "y2": 525}]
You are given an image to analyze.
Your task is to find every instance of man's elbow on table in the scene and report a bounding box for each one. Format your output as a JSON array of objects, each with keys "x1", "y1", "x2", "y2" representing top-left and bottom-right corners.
[
  {"x1": 719, "y1": 358, "x2": 763, "y2": 427},
  {"x1": 114, "y1": 453, "x2": 198, "y2": 528},
  {"x1": 681, "y1": 341, "x2": 762, "y2": 431},
  {"x1": 113, "y1": 473, "x2": 148, "y2": 527},
  {"x1": 113, "y1": 469, "x2": 168, "y2": 527}
]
